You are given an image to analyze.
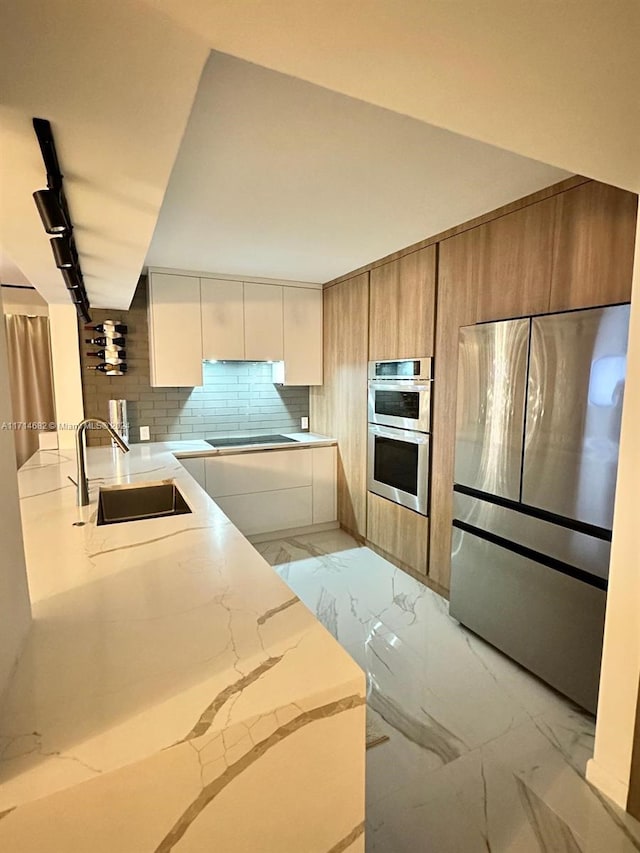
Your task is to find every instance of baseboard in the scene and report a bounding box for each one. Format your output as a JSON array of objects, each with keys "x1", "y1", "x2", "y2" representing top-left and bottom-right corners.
[
  {"x1": 586, "y1": 758, "x2": 629, "y2": 810},
  {"x1": 248, "y1": 521, "x2": 339, "y2": 544}
]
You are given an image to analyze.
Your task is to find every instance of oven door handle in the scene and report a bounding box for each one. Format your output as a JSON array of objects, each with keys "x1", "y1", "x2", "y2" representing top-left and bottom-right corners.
[
  {"x1": 368, "y1": 381, "x2": 431, "y2": 392},
  {"x1": 369, "y1": 425, "x2": 430, "y2": 444}
]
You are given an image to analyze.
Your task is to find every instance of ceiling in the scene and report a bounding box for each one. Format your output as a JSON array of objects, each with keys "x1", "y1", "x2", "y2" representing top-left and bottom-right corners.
[
  {"x1": 0, "y1": 0, "x2": 209, "y2": 309},
  {"x1": 146, "y1": 52, "x2": 569, "y2": 283},
  {"x1": 0, "y1": 249, "x2": 30, "y2": 287},
  {"x1": 2, "y1": 1, "x2": 636, "y2": 311},
  {"x1": 145, "y1": 0, "x2": 640, "y2": 194}
]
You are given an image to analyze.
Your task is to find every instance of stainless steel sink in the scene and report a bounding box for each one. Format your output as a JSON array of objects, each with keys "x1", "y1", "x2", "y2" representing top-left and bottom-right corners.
[{"x1": 96, "y1": 480, "x2": 192, "y2": 526}]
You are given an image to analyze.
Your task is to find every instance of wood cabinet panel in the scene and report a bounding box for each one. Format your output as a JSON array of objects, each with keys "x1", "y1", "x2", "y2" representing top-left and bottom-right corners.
[
  {"x1": 201, "y1": 278, "x2": 245, "y2": 361},
  {"x1": 281, "y1": 287, "x2": 323, "y2": 385},
  {"x1": 429, "y1": 233, "x2": 481, "y2": 592},
  {"x1": 474, "y1": 197, "x2": 555, "y2": 322},
  {"x1": 243, "y1": 282, "x2": 284, "y2": 360},
  {"x1": 367, "y1": 492, "x2": 428, "y2": 575},
  {"x1": 369, "y1": 246, "x2": 436, "y2": 359},
  {"x1": 550, "y1": 181, "x2": 637, "y2": 312},
  {"x1": 311, "y1": 274, "x2": 369, "y2": 537}
]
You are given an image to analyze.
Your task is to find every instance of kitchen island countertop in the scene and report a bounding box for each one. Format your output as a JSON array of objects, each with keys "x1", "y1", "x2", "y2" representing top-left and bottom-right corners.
[{"x1": 0, "y1": 438, "x2": 365, "y2": 851}]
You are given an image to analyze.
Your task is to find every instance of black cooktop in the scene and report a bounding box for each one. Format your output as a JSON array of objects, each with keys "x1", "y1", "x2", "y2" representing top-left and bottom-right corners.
[{"x1": 205, "y1": 434, "x2": 298, "y2": 448}]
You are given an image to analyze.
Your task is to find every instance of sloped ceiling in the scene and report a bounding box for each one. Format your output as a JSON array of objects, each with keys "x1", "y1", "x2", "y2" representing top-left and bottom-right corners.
[
  {"x1": 145, "y1": 0, "x2": 640, "y2": 193},
  {"x1": 3, "y1": 0, "x2": 636, "y2": 310},
  {"x1": 0, "y1": 0, "x2": 209, "y2": 309},
  {"x1": 146, "y1": 52, "x2": 569, "y2": 283}
]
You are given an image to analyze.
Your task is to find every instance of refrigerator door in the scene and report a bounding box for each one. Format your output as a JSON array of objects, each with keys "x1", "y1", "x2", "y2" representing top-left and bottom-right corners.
[
  {"x1": 450, "y1": 526, "x2": 606, "y2": 713},
  {"x1": 454, "y1": 318, "x2": 529, "y2": 500},
  {"x1": 522, "y1": 304, "x2": 629, "y2": 529}
]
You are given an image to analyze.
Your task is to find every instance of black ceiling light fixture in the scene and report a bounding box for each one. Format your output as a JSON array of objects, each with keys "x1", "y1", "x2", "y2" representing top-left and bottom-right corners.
[
  {"x1": 34, "y1": 189, "x2": 69, "y2": 234},
  {"x1": 32, "y1": 117, "x2": 91, "y2": 323},
  {"x1": 50, "y1": 235, "x2": 76, "y2": 269}
]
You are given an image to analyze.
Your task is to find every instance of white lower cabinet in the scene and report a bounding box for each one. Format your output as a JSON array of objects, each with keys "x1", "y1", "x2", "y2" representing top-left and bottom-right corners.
[
  {"x1": 205, "y1": 448, "x2": 312, "y2": 497},
  {"x1": 216, "y1": 488, "x2": 313, "y2": 536},
  {"x1": 311, "y1": 445, "x2": 337, "y2": 523},
  {"x1": 177, "y1": 456, "x2": 206, "y2": 489},
  {"x1": 200, "y1": 445, "x2": 336, "y2": 535}
]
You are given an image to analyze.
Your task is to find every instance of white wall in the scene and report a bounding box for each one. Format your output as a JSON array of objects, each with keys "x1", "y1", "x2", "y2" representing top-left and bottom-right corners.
[
  {"x1": 1, "y1": 286, "x2": 48, "y2": 317},
  {"x1": 0, "y1": 291, "x2": 32, "y2": 699},
  {"x1": 587, "y1": 217, "x2": 640, "y2": 807},
  {"x1": 48, "y1": 305, "x2": 84, "y2": 448}
]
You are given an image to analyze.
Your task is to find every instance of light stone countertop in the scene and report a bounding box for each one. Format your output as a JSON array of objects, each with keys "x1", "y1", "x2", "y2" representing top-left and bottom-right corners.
[{"x1": 0, "y1": 437, "x2": 363, "y2": 818}]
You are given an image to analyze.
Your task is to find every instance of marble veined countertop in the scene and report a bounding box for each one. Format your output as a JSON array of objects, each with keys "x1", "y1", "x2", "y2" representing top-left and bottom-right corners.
[{"x1": 0, "y1": 437, "x2": 363, "y2": 816}]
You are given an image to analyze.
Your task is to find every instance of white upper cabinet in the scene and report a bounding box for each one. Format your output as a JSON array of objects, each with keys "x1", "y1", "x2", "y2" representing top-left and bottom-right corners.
[
  {"x1": 243, "y1": 282, "x2": 284, "y2": 361},
  {"x1": 148, "y1": 273, "x2": 203, "y2": 387},
  {"x1": 281, "y1": 287, "x2": 323, "y2": 385},
  {"x1": 148, "y1": 270, "x2": 323, "y2": 387},
  {"x1": 201, "y1": 278, "x2": 245, "y2": 360}
]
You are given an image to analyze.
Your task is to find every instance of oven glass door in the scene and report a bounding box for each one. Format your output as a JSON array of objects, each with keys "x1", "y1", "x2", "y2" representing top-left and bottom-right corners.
[
  {"x1": 368, "y1": 425, "x2": 430, "y2": 515},
  {"x1": 368, "y1": 382, "x2": 431, "y2": 431}
]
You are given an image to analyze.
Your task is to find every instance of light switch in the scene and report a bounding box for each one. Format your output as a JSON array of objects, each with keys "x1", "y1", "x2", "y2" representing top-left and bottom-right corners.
[
  {"x1": 301, "y1": 417, "x2": 309, "y2": 430},
  {"x1": 139, "y1": 426, "x2": 150, "y2": 441}
]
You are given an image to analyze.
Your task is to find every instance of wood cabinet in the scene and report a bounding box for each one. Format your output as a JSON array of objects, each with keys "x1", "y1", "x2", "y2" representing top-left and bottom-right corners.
[
  {"x1": 148, "y1": 273, "x2": 203, "y2": 387},
  {"x1": 201, "y1": 278, "x2": 245, "y2": 360},
  {"x1": 279, "y1": 287, "x2": 323, "y2": 385},
  {"x1": 550, "y1": 181, "x2": 637, "y2": 312},
  {"x1": 428, "y1": 230, "x2": 480, "y2": 591},
  {"x1": 369, "y1": 246, "x2": 436, "y2": 359},
  {"x1": 310, "y1": 273, "x2": 369, "y2": 537},
  {"x1": 243, "y1": 282, "x2": 284, "y2": 361},
  {"x1": 474, "y1": 197, "x2": 556, "y2": 322},
  {"x1": 367, "y1": 492, "x2": 429, "y2": 576}
]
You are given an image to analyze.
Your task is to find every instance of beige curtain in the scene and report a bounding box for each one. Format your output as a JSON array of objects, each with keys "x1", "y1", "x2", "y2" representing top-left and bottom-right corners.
[{"x1": 4, "y1": 315, "x2": 56, "y2": 467}]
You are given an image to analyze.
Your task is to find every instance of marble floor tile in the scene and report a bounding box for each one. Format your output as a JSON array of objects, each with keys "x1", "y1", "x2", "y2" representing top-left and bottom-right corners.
[{"x1": 255, "y1": 530, "x2": 640, "y2": 853}]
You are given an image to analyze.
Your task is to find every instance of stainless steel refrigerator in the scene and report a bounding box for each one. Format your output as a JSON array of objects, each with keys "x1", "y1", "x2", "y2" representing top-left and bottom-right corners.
[{"x1": 449, "y1": 304, "x2": 629, "y2": 713}]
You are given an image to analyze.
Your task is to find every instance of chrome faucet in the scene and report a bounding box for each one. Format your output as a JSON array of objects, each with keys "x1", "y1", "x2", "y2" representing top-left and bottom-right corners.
[{"x1": 75, "y1": 417, "x2": 130, "y2": 506}]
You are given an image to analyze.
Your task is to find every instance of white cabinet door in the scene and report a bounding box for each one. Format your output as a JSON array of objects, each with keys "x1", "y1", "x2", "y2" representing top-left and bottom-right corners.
[
  {"x1": 178, "y1": 456, "x2": 206, "y2": 489},
  {"x1": 201, "y1": 279, "x2": 245, "y2": 360},
  {"x1": 148, "y1": 273, "x2": 202, "y2": 387},
  {"x1": 205, "y1": 449, "x2": 312, "y2": 498},
  {"x1": 282, "y1": 287, "x2": 323, "y2": 385},
  {"x1": 216, "y1": 487, "x2": 313, "y2": 535},
  {"x1": 243, "y1": 282, "x2": 283, "y2": 361},
  {"x1": 312, "y1": 446, "x2": 337, "y2": 523}
]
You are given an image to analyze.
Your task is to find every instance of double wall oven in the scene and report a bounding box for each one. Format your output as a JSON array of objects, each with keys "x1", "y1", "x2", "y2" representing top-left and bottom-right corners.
[{"x1": 367, "y1": 358, "x2": 432, "y2": 516}]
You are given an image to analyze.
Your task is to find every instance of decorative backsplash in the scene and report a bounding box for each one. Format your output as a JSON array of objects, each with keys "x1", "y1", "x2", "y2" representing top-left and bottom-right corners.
[{"x1": 80, "y1": 278, "x2": 310, "y2": 446}]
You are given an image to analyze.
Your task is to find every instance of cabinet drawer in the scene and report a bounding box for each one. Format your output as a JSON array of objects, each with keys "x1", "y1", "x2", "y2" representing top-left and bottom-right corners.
[
  {"x1": 216, "y1": 487, "x2": 313, "y2": 535},
  {"x1": 205, "y1": 448, "x2": 312, "y2": 497}
]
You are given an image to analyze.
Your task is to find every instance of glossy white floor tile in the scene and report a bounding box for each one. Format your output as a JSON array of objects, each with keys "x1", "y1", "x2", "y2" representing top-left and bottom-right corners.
[{"x1": 255, "y1": 529, "x2": 640, "y2": 853}]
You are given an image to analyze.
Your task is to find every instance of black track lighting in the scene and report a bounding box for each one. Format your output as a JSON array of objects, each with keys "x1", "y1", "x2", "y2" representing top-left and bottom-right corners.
[
  {"x1": 50, "y1": 236, "x2": 76, "y2": 269},
  {"x1": 32, "y1": 117, "x2": 91, "y2": 321},
  {"x1": 33, "y1": 188, "x2": 68, "y2": 235},
  {"x1": 61, "y1": 267, "x2": 82, "y2": 291}
]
